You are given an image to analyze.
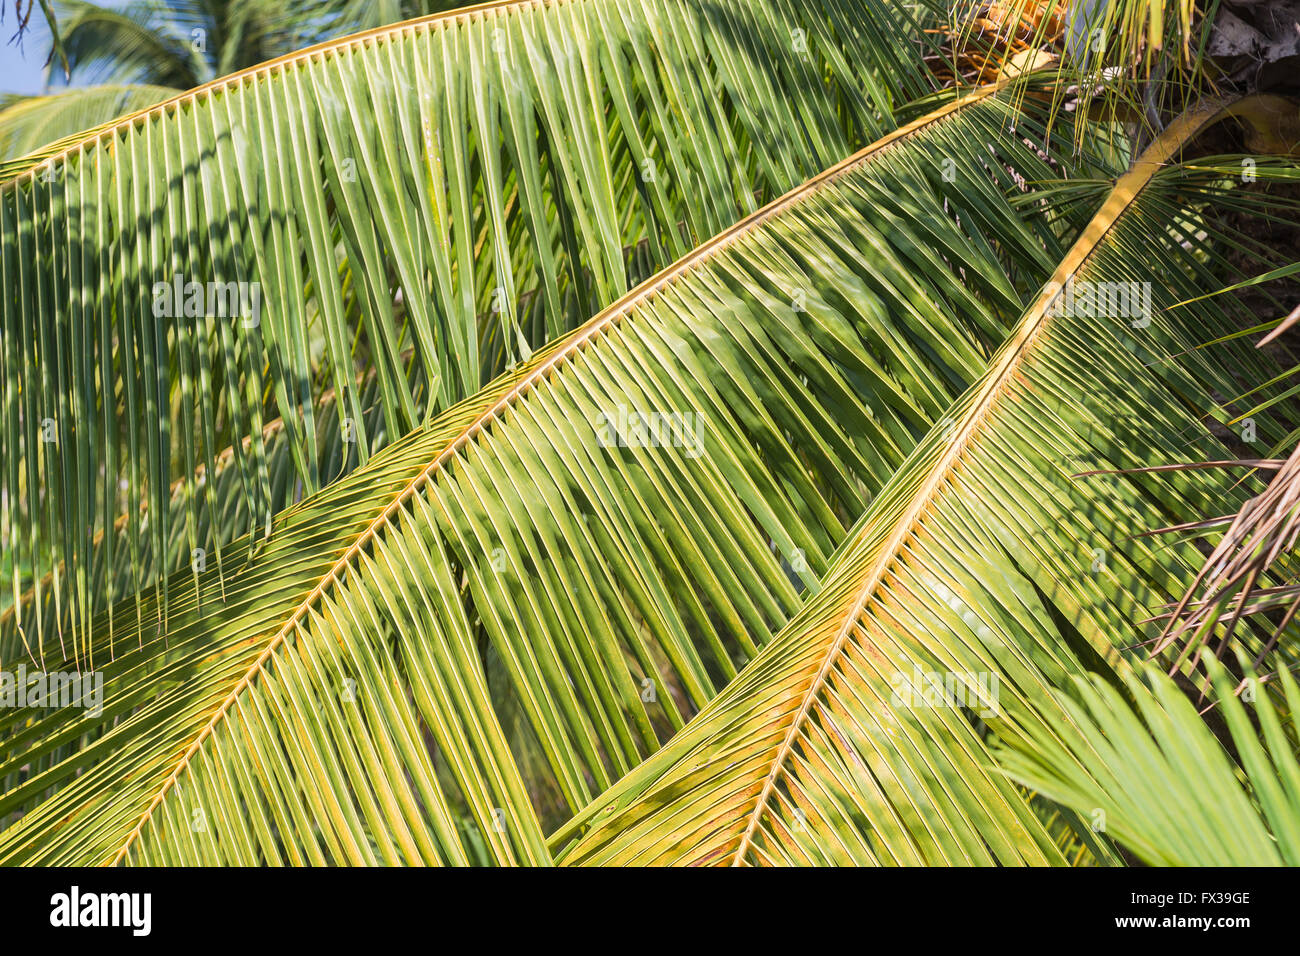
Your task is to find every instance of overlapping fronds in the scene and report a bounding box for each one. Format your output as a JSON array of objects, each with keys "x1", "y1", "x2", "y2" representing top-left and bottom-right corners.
[
  {"x1": 0, "y1": 85, "x2": 1112, "y2": 866},
  {"x1": 552, "y1": 99, "x2": 1300, "y2": 867},
  {"x1": 0, "y1": 86, "x2": 178, "y2": 163},
  {"x1": 0, "y1": 368, "x2": 391, "y2": 666},
  {"x1": 935, "y1": 1, "x2": 1226, "y2": 149},
  {"x1": 1143, "y1": 236, "x2": 1300, "y2": 674},
  {"x1": 0, "y1": 0, "x2": 941, "y2": 657},
  {"x1": 1151, "y1": 441, "x2": 1300, "y2": 674},
  {"x1": 999, "y1": 650, "x2": 1300, "y2": 866}
]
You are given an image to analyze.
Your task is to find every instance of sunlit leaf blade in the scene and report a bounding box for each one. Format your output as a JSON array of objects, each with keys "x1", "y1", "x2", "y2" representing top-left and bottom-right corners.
[
  {"x1": 553, "y1": 97, "x2": 1300, "y2": 867},
  {"x1": 0, "y1": 84, "x2": 1111, "y2": 866},
  {"x1": 0, "y1": 0, "x2": 941, "y2": 657}
]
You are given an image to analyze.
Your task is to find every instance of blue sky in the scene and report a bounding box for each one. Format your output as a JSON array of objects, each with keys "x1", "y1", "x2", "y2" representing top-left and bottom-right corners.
[{"x1": 1, "y1": 15, "x2": 55, "y2": 95}]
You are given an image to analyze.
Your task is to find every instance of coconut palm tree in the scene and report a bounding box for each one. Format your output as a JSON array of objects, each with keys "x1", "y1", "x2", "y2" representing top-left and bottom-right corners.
[{"x1": 0, "y1": 0, "x2": 1298, "y2": 866}]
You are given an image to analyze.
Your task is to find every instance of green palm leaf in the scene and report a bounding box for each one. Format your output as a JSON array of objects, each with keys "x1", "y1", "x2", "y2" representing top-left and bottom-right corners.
[
  {"x1": 0, "y1": 0, "x2": 939, "y2": 654},
  {"x1": 0, "y1": 369, "x2": 390, "y2": 664},
  {"x1": 552, "y1": 97, "x2": 1300, "y2": 866},
  {"x1": 0, "y1": 83, "x2": 1109, "y2": 866},
  {"x1": 999, "y1": 650, "x2": 1300, "y2": 867},
  {"x1": 0, "y1": 87, "x2": 180, "y2": 164}
]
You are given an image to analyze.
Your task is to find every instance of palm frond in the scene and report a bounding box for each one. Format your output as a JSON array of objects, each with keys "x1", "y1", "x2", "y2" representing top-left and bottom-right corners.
[
  {"x1": 0, "y1": 86, "x2": 180, "y2": 161},
  {"x1": 0, "y1": 368, "x2": 391, "y2": 664},
  {"x1": 0, "y1": 83, "x2": 1111, "y2": 866},
  {"x1": 51, "y1": 0, "x2": 211, "y2": 87},
  {"x1": 0, "y1": 0, "x2": 941, "y2": 656},
  {"x1": 1153, "y1": 438, "x2": 1300, "y2": 673},
  {"x1": 998, "y1": 650, "x2": 1300, "y2": 866},
  {"x1": 552, "y1": 97, "x2": 1300, "y2": 867}
]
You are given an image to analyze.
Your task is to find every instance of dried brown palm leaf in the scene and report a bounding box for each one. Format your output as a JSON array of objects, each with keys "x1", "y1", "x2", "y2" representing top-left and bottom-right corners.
[{"x1": 1155, "y1": 439, "x2": 1300, "y2": 678}]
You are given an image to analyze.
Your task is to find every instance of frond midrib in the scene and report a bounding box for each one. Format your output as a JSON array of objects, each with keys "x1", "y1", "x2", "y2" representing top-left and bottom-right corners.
[
  {"x1": 724, "y1": 94, "x2": 1244, "y2": 867},
  {"x1": 1, "y1": 0, "x2": 570, "y2": 190},
  {"x1": 104, "y1": 80, "x2": 1010, "y2": 865}
]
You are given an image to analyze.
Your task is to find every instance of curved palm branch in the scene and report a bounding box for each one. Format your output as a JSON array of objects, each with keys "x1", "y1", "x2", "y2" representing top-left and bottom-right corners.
[
  {"x1": 552, "y1": 97, "x2": 1300, "y2": 867},
  {"x1": 0, "y1": 84, "x2": 1111, "y2": 866},
  {"x1": 0, "y1": 0, "x2": 941, "y2": 654}
]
